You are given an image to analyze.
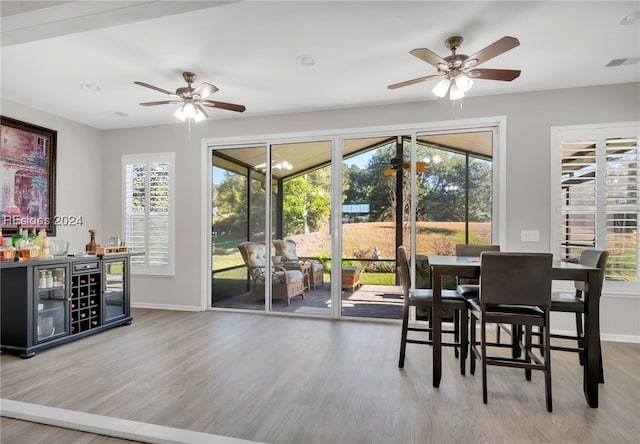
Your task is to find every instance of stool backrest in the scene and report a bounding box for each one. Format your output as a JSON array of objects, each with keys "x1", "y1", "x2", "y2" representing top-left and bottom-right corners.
[
  {"x1": 397, "y1": 246, "x2": 412, "y2": 297},
  {"x1": 456, "y1": 244, "x2": 501, "y2": 286},
  {"x1": 480, "y1": 252, "x2": 553, "y2": 307},
  {"x1": 575, "y1": 249, "x2": 609, "y2": 292},
  {"x1": 456, "y1": 244, "x2": 501, "y2": 257}
]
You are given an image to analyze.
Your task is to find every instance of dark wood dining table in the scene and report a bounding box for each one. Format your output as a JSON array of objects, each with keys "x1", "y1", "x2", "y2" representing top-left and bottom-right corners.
[{"x1": 427, "y1": 254, "x2": 603, "y2": 408}]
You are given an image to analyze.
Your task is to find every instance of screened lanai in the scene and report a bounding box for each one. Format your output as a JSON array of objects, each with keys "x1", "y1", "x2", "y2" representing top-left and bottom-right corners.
[{"x1": 209, "y1": 130, "x2": 495, "y2": 319}]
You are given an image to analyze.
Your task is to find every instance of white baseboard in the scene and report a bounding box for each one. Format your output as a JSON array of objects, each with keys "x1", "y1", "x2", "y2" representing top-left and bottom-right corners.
[
  {"x1": 550, "y1": 329, "x2": 640, "y2": 344},
  {"x1": 600, "y1": 333, "x2": 640, "y2": 343},
  {"x1": 131, "y1": 302, "x2": 203, "y2": 312}
]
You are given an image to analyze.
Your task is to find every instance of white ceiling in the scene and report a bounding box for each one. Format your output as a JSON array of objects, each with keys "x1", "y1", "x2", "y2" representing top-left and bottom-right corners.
[{"x1": 1, "y1": 1, "x2": 639, "y2": 130}]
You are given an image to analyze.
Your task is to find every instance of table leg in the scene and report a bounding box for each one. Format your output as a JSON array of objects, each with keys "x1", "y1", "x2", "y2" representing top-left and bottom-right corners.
[
  {"x1": 432, "y1": 268, "x2": 442, "y2": 387},
  {"x1": 583, "y1": 269, "x2": 601, "y2": 408}
]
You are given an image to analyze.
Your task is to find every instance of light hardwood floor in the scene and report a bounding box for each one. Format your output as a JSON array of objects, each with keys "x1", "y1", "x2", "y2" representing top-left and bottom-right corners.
[{"x1": 1, "y1": 308, "x2": 639, "y2": 444}]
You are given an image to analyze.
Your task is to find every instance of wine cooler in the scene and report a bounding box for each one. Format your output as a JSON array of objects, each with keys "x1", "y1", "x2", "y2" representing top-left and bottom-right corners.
[
  {"x1": 35, "y1": 264, "x2": 68, "y2": 343},
  {"x1": 103, "y1": 258, "x2": 128, "y2": 323}
]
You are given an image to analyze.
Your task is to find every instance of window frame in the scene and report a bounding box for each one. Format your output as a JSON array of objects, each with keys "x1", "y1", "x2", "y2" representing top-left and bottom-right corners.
[
  {"x1": 551, "y1": 122, "x2": 639, "y2": 294},
  {"x1": 122, "y1": 152, "x2": 175, "y2": 276}
]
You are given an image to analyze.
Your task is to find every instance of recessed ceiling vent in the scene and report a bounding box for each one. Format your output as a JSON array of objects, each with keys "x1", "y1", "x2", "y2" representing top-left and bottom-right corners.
[{"x1": 606, "y1": 57, "x2": 640, "y2": 67}]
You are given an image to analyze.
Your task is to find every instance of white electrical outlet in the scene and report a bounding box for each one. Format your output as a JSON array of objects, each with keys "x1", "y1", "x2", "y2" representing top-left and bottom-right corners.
[{"x1": 521, "y1": 230, "x2": 540, "y2": 242}]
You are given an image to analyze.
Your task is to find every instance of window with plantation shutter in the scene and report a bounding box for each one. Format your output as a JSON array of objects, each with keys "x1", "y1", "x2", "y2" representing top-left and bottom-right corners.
[
  {"x1": 552, "y1": 123, "x2": 639, "y2": 290},
  {"x1": 122, "y1": 153, "x2": 175, "y2": 275}
]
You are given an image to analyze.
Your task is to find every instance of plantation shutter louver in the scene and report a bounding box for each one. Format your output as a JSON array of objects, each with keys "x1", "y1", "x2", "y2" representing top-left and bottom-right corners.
[
  {"x1": 605, "y1": 137, "x2": 638, "y2": 280},
  {"x1": 123, "y1": 153, "x2": 174, "y2": 275},
  {"x1": 560, "y1": 140, "x2": 597, "y2": 261},
  {"x1": 556, "y1": 125, "x2": 638, "y2": 284}
]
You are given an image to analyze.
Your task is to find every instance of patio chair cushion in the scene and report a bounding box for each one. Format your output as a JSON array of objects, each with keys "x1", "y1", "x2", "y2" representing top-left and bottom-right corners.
[
  {"x1": 279, "y1": 240, "x2": 299, "y2": 262},
  {"x1": 273, "y1": 269, "x2": 303, "y2": 284},
  {"x1": 244, "y1": 243, "x2": 268, "y2": 268}
]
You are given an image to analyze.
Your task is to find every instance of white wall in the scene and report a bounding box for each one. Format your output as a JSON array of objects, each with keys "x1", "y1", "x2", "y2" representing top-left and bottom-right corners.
[
  {"x1": 1, "y1": 99, "x2": 104, "y2": 253},
  {"x1": 4, "y1": 83, "x2": 639, "y2": 340}
]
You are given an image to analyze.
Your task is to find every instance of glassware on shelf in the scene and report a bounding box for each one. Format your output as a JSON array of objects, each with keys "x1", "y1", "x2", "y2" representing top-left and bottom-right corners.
[
  {"x1": 35, "y1": 229, "x2": 51, "y2": 259},
  {"x1": 0, "y1": 246, "x2": 15, "y2": 262},
  {"x1": 39, "y1": 271, "x2": 47, "y2": 288},
  {"x1": 50, "y1": 240, "x2": 69, "y2": 257}
]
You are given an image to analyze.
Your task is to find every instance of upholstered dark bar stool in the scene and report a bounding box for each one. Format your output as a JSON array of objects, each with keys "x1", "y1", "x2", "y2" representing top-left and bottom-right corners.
[
  {"x1": 549, "y1": 249, "x2": 609, "y2": 382},
  {"x1": 469, "y1": 252, "x2": 554, "y2": 412},
  {"x1": 397, "y1": 246, "x2": 469, "y2": 375},
  {"x1": 455, "y1": 244, "x2": 501, "y2": 297},
  {"x1": 455, "y1": 244, "x2": 502, "y2": 341}
]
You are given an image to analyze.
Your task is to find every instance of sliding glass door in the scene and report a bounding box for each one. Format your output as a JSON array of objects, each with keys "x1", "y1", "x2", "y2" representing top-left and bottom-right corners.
[
  {"x1": 341, "y1": 136, "x2": 406, "y2": 319},
  {"x1": 210, "y1": 140, "x2": 335, "y2": 315},
  {"x1": 211, "y1": 146, "x2": 268, "y2": 311},
  {"x1": 270, "y1": 141, "x2": 333, "y2": 315}
]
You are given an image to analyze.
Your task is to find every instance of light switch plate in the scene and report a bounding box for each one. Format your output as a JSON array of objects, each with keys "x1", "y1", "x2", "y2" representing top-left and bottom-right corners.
[{"x1": 521, "y1": 230, "x2": 540, "y2": 242}]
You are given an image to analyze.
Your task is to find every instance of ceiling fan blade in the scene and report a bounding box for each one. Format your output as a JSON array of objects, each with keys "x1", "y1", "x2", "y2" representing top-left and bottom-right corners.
[
  {"x1": 465, "y1": 36, "x2": 520, "y2": 66},
  {"x1": 415, "y1": 162, "x2": 429, "y2": 173},
  {"x1": 410, "y1": 48, "x2": 448, "y2": 69},
  {"x1": 383, "y1": 168, "x2": 397, "y2": 176},
  {"x1": 388, "y1": 74, "x2": 442, "y2": 90},
  {"x1": 195, "y1": 104, "x2": 209, "y2": 118},
  {"x1": 192, "y1": 82, "x2": 218, "y2": 99},
  {"x1": 468, "y1": 68, "x2": 521, "y2": 81},
  {"x1": 202, "y1": 100, "x2": 246, "y2": 113},
  {"x1": 399, "y1": 162, "x2": 429, "y2": 173},
  {"x1": 134, "y1": 81, "x2": 177, "y2": 96},
  {"x1": 139, "y1": 100, "x2": 182, "y2": 106}
]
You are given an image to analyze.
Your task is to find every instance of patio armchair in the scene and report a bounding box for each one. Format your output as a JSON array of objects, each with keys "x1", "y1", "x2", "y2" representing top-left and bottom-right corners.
[
  {"x1": 273, "y1": 239, "x2": 324, "y2": 291},
  {"x1": 238, "y1": 242, "x2": 305, "y2": 306}
]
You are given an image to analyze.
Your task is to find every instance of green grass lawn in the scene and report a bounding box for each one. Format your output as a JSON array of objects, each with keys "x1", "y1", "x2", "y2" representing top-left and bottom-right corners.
[{"x1": 359, "y1": 272, "x2": 395, "y2": 285}]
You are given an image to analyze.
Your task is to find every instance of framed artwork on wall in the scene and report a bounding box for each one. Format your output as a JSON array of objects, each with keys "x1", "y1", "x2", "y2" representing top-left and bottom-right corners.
[{"x1": 1, "y1": 116, "x2": 57, "y2": 236}]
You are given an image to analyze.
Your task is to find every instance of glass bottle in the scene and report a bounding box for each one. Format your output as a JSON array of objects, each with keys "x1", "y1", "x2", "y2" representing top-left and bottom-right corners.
[
  {"x1": 86, "y1": 229, "x2": 97, "y2": 254},
  {"x1": 12, "y1": 225, "x2": 28, "y2": 259},
  {"x1": 37, "y1": 229, "x2": 50, "y2": 259},
  {"x1": 39, "y1": 270, "x2": 47, "y2": 289},
  {"x1": 11, "y1": 224, "x2": 22, "y2": 248}
]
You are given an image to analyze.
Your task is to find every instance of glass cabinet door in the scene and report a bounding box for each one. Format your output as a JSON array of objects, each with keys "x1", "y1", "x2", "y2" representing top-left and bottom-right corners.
[
  {"x1": 103, "y1": 259, "x2": 127, "y2": 323},
  {"x1": 35, "y1": 265, "x2": 68, "y2": 343}
]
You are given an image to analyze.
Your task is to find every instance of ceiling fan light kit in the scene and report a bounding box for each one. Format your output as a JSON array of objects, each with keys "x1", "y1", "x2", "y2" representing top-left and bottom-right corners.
[
  {"x1": 432, "y1": 78, "x2": 451, "y2": 98},
  {"x1": 173, "y1": 100, "x2": 207, "y2": 122},
  {"x1": 135, "y1": 71, "x2": 246, "y2": 124},
  {"x1": 389, "y1": 35, "x2": 521, "y2": 101}
]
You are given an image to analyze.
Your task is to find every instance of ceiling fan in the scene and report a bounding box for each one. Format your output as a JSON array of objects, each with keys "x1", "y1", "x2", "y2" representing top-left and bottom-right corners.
[
  {"x1": 134, "y1": 71, "x2": 246, "y2": 122},
  {"x1": 381, "y1": 160, "x2": 429, "y2": 176},
  {"x1": 388, "y1": 35, "x2": 521, "y2": 100}
]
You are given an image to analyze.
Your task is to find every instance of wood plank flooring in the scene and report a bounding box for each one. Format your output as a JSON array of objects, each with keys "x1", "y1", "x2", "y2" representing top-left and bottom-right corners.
[{"x1": 1, "y1": 308, "x2": 639, "y2": 444}]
